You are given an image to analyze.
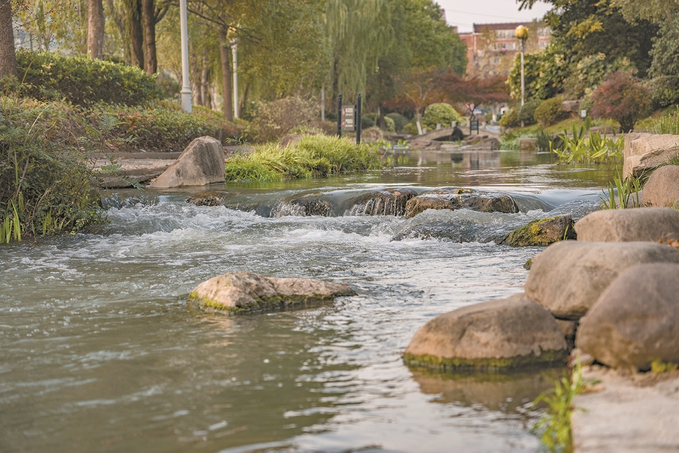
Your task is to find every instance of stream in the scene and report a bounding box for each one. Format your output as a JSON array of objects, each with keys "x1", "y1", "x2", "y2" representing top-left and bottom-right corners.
[{"x1": 0, "y1": 149, "x2": 615, "y2": 452}]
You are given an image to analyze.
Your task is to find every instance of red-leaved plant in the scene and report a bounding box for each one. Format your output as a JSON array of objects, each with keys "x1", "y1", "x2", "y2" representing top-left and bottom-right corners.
[{"x1": 591, "y1": 71, "x2": 652, "y2": 132}]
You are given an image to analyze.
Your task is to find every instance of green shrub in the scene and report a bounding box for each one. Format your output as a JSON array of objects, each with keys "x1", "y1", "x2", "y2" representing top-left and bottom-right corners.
[
  {"x1": 386, "y1": 112, "x2": 408, "y2": 132},
  {"x1": 518, "y1": 100, "x2": 541, "y2": 126},
  {"x1": 403, "y1": 121, "x2": 419, "y2": 135},
  {"x1": 534, "y1": 98, "x2": 568, "y2": 126},
  {"x1": 224, "y1": 135, "x2": 382, "y2": 182},
  {"x1": 0, "y1": 96, "x2": 103, "y2": 243},
  {"x1": 422, "y1": 103, "x2": 463, "y2": 130},
  {"x1": 250, "y1": 97, "x2": 317, "y2": 143},
  {"x1": 384, "y1": 116, "x2": 395, "y2": 132},
  {"x1": 14, "y1": 49, "x2": 162, "y2": 106},
  {"x1": 361, "y1": 116, "x2": 375, "y2": 129},
  {"x1": 499, "y1": 108, "x2": 520, "y2": 128}
]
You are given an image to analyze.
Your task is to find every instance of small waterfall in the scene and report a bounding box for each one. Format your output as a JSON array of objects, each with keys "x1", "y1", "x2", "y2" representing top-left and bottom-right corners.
[{"x1": 270, "y1": 202, "x2": 307, "y2": 217}]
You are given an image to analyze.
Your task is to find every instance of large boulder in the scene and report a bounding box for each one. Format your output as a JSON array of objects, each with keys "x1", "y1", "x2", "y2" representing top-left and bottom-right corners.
[
  {"x1": 524, "y1": 241, "x2": 679, "y2": 320},
  {"x1": 643, "y1": 165, "x2": 679, "y2": 208},
  {"x1": 499, "y1": 215, "x2": 576, "y2": 247},
  {"x1": 576, "y1": 263, "x2": 679, "y2": 370},
  {"x1": 149, "y1": 136, "x2": 225, "y2": 188},
  {"x1": 403, "y1": 294, "x2": 568, "y2": 371},
  {"x1": 405, "y1": 187, "x2": 518, "y2": 219},
  {"x1": 575, "y1": 207, "x2": 679, "y2": 242},
  {"x1": 188, "y1": 271, "x2": 356, "y2": 313},
  {"x1": 623, "y1": 133, "x2": 679, "y2": 179}
]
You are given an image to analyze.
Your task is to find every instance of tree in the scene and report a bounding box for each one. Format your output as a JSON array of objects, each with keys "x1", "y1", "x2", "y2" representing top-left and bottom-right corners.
[
  {"x1": 0, "y1": 0, "x2": 16, "y2": 78},
  {"x1": 387, "y1": 67, "x2": 444, "y2": 134},
  {"x1": 87, "y1": 0, "x2": 105, "y2": 59},
  {"x1": 591, "y1": 71, "x2": 652, "y2": 132},
  {"x1": 439, "y1": 71, "x2": 510, "y2": 116},
  {"x1": 124, "y1": 0, "x2": 144, "y2": 69}
]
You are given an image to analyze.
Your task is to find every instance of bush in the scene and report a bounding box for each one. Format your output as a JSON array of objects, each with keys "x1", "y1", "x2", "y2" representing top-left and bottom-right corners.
[
  {"x1": 499, "y1": 108, "x2": 520, "y2": 128},
  {"x1": 224, "y1": 135, "x2": 382, "y2": 181},
  {"x1": 361, "y1": 116, "x2": 375, "y2": 129},
  {"x1": 386, "y1": 112, "x2": 408, "y2": 132},
  {"x1": 403, "y1": 121, "x2": 419, "y2": 135},
  {"x1": 422, "y1": 103, "x2": 463, "y2": 130},
  {"x1": 518, "y1": 100, "x2": 540, "y2": 126},
  {"x1": 0, "y1": 96, "x2": 102, "y2": 243},
  {"x1": 591, "y1": 71, "x2": 652, "y2": 132},
  {"x1": 14, "y1": 49, "x2": 162, "y2": 106},
  {"x1": 250, "y1": 97, "x2": 317, "y2": 143},
  {"x1": 534, "y1": 98, "x2": 568, "y2": 126},
  {"x1": 384, "y1": 116, "x2": 395, "y2": 132}
]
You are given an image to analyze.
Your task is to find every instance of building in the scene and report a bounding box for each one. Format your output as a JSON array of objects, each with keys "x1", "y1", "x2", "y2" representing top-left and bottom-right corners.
[{"x1": 458, "y1": 22, "x2": 550, "y2": 77}]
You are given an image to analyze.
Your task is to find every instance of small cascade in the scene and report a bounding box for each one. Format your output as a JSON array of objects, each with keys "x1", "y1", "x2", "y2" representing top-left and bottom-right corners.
[
  {"x1": 270, "y1": 202, "x2": 307, "y2": 217},
  {"x1": 342, "y1": 188, "x2": 419, "y2": 217}
]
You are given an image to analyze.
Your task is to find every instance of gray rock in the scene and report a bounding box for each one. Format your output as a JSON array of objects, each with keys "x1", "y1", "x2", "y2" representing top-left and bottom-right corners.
[
  {"x1": 561, "y1": 100, "x2": 581, "y2": 113},
  {"x1": 343, "y1": 188, "x2": 419, "y2": 216},
  {"x1": 286, "y1": 194, "x2": 333, "y2": 216},
  {"x1": 623, "y1": 133, "x2": 679, "y2": 179},
  {"x1": 405, "y1": 187, "x2": 518, "y2": 219},
  {"x1": 186, "y1": 191, "x2": 223, "y2": 206},
  {"x1": 149, "y1": 136, "x2": 225, "y2": 188},
  {"x1": 188, "y1": 271, "x2": 356, "y2": 313},
  {"x1": 575, "y1": 207, "x2": 679, "y2": 242},
  {"x1": 576, "y1": 263, "x2": 679, "y2": 370},
  {"x1": 524, "y1": 241, "x2": 679, "y2": 320},
  {"x1": 519, "y1": 137, "x2": 538, "y2": 151},
  {"x1": 499, "y1": 215, "x2": 576, "y2": 247},
  {"x1": 643, "y1": 165, "x2": 679, "y2": 208},
  {"x1": 403, "y1": 293, "x2": 568, "y2": 371}
]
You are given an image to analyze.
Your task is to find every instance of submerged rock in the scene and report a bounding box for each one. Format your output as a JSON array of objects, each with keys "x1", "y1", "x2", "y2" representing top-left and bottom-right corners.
[
  {"x1": 498, "y1": 215, "x2": 576, "y2": 246},
  {"x1": 150, "y1": 136, "x2": 225, "y2": 188},
  {"x1": 343, "y1": 188, "x2": 419, "y2": 216},
  {"x1": 524, "y1": 241, "x2": 679, "y2": 320},
  {"x1": 403, "y1": 293, "x2": 568, "y2": 372},
  {"x1": 575, "y1": 207, "x2": 679, "y2": 242},
  {"x1": 642, "y1": 165, "x2": 679, "y2": 208},
  {"x1": 186, "y1": 191, "x2": 224, "y2": 206},
  {"x1": 188, "y1": 271, "x2": 356, "y2": 314},
  {"x1": 576, "y1": 263, "x2": 679, "y2": 370},
  {"x1": 286, "y1": 194, "x2": 333, "y2": 217},
  {"x1": 404, "y1": 188, "x2": 518, "y2": 219}
]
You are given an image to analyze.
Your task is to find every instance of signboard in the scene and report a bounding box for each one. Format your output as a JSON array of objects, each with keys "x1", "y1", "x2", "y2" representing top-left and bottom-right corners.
[
  {"x1": 341, "y1": 105, "x2": 355, "y2": 131},
  {"x1": 470, "y1": 120, "x2": 480, "y2": 134}
]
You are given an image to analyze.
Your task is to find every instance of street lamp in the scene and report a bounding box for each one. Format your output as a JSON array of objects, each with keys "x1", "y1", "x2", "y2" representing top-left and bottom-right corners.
[
  {"x1": 515, "y1": 25, "x2": 529, "y2": 107},
  {"x1": 179, "y1": 0, "x2": 192, "y2": 112}
]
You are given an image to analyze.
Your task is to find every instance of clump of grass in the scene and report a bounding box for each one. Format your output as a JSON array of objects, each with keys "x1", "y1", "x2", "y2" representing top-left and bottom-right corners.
[
  {"x1": 551, "y1": 118, "x2": 625, "y2": 164},
  {"x1": 532, "y1": 359, "x2": 591, "y2": 453},
  {"x1": 600, "y1": 172, "x2": 642, "y2": 209},
  {"x1": 646, "y1": 107, "x2": 679, "y2": 135},
  {"x1": 224, "y1": 135, "x2": 383, "y2": 182}
]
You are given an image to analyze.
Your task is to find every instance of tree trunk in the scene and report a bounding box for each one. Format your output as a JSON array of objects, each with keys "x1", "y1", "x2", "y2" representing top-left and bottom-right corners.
[
  {"x1": 200, "y1": 50, "x2": 209, "y2": 108},
  {"x1": 415, "y1": 111, "x2": 423, "y2": 135},
  {"x1": 0, "y1": 0, "x2": 17, "y2": 78},
  {"x1": 142, "y1": 0, "x2": 156, "y2": 74},
  {"x1": 218, "y1": 29, "x2": 233, "y2": 121},
  {"x1": 87, "y1": 0, "x2": 105, "y2": 59},
  {"x1": 126, "y1": 0, "x2": 144, "y2": 69}
]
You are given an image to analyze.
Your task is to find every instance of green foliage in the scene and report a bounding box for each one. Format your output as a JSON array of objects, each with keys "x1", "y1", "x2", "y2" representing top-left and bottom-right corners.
[
  {"x1": 0, "y1": 96, "x2": 103, "y2": 243},
  {"x1": 650, "y1": 359, "x2": 678, "y2": 373},
  {"x1": 600, "y1": 172, "x2": 642, "y2": 209},
  {"x1": 386, "y1": 112, "x2": 408, "y2": 132},
  {"x1": 384, "y1": 115, "x2": 395, "y2": 132},
  {"x1": 508, "y1": 45, "x2": 569, "y2": 102},
  {"x1": 422, "y1": 103, "x2": 463, "y2": 130},
  {"x1": 532, "y1": 359, "x2": 591, "y2": 453},
  {"x1": 499, "y1": 108, "x2": 520, "y2": 129},
  {"x1": 249, "y1": 97, "x2": 317, "y2": 143},
  {"x1": 551, "y1": 118, "x2": 625, "y2": 163},
  {"x1": 591, "y1": 71, "x2": 652, "y2": 132},
  {"x1": 646, "y1": 107, "x2": 679, "y2": 134},
  {"x1": 519, "y1": 100, "x2": 541, "y2": 126},
  {"x1": 224, "y1": 135, "x2": 383, "y2": 182},
  {"x1": 649, "y1": 20, "x2": 679, "y2": 107},
  {"x1": 535, "y1": 98, "x2": 569, "y2": 126},
  {"x1": 14, "y1": 50, "x2": 162, "y2": 106},
  {"x1": 361, "y1": 116, "x2": 375, "y2": 129}
]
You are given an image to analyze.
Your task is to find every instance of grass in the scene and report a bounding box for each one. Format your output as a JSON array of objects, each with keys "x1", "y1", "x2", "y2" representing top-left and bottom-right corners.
[
  {"x1": 224, "y1": 135, "x2": 383, "y2": 182},
  {"x1": 600, "y1": 172, "x2": 642, "y2": 209}
]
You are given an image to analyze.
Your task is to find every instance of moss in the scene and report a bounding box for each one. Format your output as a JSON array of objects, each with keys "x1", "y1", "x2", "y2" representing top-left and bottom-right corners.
[
  {"x1": 187, "y1": 291, "x2": 340, "y2": 315},
  {"x1": 403, "y1": 349, "x2": 569, "y2": 373},
  {"x1": 501, "y1": 216, "x2": 575, "y2": 247}
]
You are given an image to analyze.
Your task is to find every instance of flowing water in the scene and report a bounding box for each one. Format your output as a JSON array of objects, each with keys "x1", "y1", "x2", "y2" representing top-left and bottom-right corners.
[{"x1": 0, "y1": 149, "x2": 615, "y2": 453}]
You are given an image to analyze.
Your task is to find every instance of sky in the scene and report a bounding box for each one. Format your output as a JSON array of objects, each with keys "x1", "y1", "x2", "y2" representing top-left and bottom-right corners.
[{"x1": 436, "y1": 0, "x2": 553, "y2": 33}]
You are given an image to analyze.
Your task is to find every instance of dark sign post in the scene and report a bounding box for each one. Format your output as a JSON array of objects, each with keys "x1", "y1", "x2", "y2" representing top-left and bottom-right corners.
[
  {"x1": 336, "y1": 93, "x2": 362, "y2": 144},
  {"x1": 470, "y1": 118, "x2": 480, "y2": 135}
]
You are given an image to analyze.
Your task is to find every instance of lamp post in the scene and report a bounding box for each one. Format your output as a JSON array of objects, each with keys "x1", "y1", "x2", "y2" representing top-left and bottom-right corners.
[
  {"x1": 179, "y1": 0, "x2": 191, "y2": 112},
  {"x1": 231, "y1": 38, "x2": 239, "y2": 119},
  {"x1": 515, "y1": 25, "x2": 529, "y2": 107}
]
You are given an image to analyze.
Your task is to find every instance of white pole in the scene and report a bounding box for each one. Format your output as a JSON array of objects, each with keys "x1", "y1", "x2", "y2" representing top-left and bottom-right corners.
[
  {"x1": 520, "y1": 40, "x2": 525, "y2": 107},
  {"x1": 232, "y1": 40, "x2": 238, "y2": 119},
  {"x1": 179, "y1": 0, "x2": 192, "y2": 113}
]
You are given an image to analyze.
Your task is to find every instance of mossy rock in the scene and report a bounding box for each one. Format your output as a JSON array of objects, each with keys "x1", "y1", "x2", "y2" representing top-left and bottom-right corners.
[
  {"x1": 403, "y1": 349, "x2": 568, "y2": 373},
  {"x1": 499, "y1": 215, "x2": 576, "y2": 247}
]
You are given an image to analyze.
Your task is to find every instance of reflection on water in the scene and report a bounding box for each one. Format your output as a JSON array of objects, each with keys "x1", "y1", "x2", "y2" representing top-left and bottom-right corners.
[{"x1": 0, "y1": 150, "x2": 614, "y2": 453}]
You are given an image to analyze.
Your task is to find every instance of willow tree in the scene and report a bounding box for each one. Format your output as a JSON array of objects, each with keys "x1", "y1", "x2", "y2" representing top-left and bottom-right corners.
[
  {"x1": 0, "y1": 0, "x2": 16, "y2": 78},
  {"x1": 325, "y1": 0, "x2": 393, "y2": 101}
]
